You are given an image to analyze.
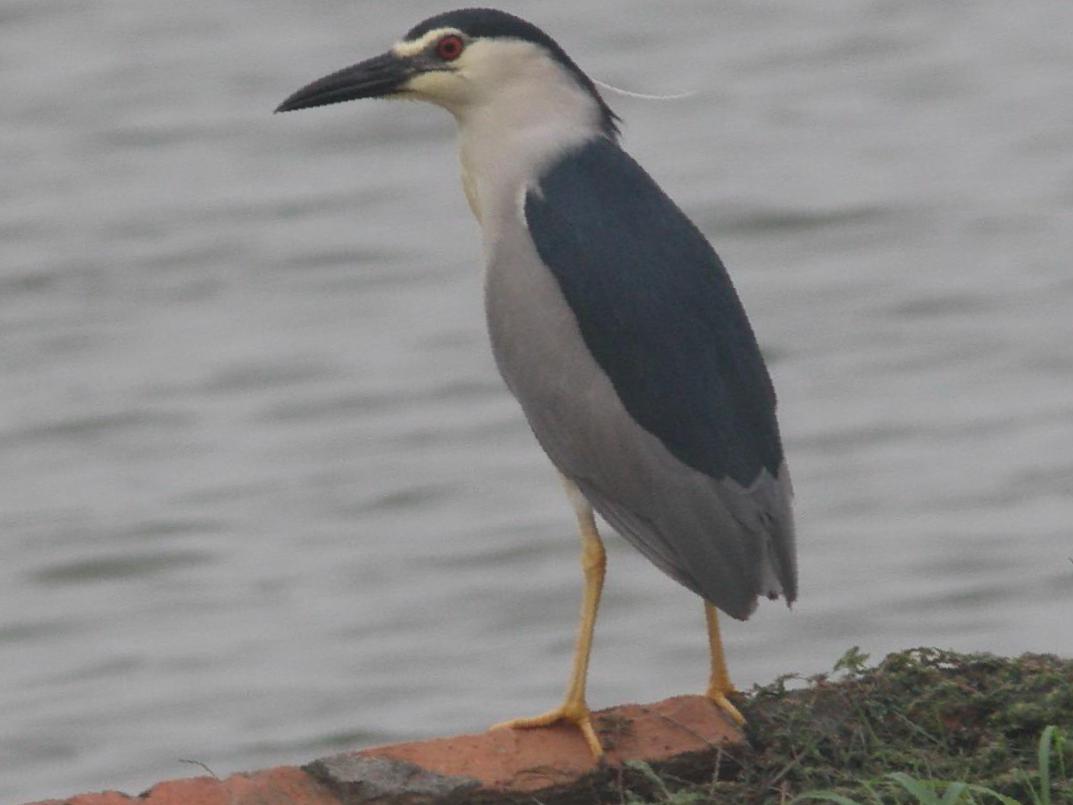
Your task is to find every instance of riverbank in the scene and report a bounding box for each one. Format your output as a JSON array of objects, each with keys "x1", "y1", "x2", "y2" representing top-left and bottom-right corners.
[
  {"x1": 642, "y1": 646, "x2": 1071, "y2": 803},
  {"x1": 28, "y1": 648, "x2": 1071, "y2": 804}
]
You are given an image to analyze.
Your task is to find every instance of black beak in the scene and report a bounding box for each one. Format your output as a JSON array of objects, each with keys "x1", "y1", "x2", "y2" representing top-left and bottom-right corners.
[{"x1": 275, "y1": 51, "x2": 416, "y2": 113}]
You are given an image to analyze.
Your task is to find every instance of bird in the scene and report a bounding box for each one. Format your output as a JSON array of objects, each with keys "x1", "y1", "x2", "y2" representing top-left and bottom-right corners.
[{"x1": 276, "y1": 8, "x2": 796, "y2": 758}]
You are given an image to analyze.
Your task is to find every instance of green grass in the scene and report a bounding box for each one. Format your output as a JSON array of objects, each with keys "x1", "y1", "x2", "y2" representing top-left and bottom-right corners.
[
  {"x1": 794, "y1": 724, "x2": 1067, "y2": 804},
  {"x1": 616, "y1": 648, "x2": 1072, "y2": 804}
]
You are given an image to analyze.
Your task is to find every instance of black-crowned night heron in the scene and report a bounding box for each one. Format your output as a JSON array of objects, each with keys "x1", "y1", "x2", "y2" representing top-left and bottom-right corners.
[{"x1": 277, "y1": 8, "x2": 797, "y2": 758}]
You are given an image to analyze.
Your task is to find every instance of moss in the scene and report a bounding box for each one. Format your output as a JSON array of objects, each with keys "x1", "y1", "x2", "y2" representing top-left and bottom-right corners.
[{"x1": 622, "y1": 648, "x2": 1073, "y2": 804}]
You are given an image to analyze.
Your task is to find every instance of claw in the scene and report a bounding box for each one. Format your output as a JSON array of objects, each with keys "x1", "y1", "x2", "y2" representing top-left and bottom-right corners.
[
  {"x1": 707, "y1": 689, "x2": 745, "y2": 726},
  {"x1": 493, "y1": 703, "x2": 604, "y2": 758}
]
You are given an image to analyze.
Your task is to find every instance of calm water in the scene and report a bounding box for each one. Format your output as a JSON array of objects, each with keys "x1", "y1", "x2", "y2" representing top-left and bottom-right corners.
[{"x1": 2, "y1": 1, "x2": 1071, "y2": 801}]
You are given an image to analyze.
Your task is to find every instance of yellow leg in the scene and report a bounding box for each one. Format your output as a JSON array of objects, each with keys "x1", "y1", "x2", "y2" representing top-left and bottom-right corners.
[
  {"x1": 705, "y1": 602, "x2": 745, "y2": 726},
  {"x1": 493, "y1": 482, "x2": 606, "y2": 757}
]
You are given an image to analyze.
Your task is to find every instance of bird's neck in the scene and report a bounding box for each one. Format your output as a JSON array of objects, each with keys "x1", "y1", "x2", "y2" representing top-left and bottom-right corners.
[{"x1": 453, "y1": 75, "x2": 606, "y2": 249}]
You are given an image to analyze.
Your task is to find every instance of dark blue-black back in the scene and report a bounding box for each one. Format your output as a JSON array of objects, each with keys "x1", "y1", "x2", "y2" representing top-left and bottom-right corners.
[{"x1": 525, "y1": 138, "x2": 783, "y2": 486}]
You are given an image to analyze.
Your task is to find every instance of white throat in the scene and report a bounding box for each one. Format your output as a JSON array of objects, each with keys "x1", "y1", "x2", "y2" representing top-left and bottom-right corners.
[{"x1": 444, "y1": 40, "x2": 607, "y2": 247}]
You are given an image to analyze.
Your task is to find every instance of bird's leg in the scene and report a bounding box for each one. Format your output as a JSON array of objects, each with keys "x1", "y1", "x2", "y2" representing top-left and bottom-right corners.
[
  {"x1": 705, "y1": 602, "x2": 745, "y2": 726},
  {"x1": 492, "y1": 482, "x2": 606, "y2": 757}
]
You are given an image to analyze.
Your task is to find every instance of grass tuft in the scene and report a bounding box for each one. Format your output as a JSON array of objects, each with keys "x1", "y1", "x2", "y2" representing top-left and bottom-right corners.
[{"x1": 620, "y1": 648, "x2": 1072, "y2": 804}]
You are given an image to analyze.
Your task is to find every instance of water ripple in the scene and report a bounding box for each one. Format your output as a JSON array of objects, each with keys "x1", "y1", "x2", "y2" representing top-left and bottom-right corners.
[{"x1": 31, "y1": 550, "x2": 216, "y2": 586}]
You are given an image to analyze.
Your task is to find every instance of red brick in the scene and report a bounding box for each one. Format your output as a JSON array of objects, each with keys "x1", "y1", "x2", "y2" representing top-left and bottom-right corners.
[
  {"x1": 309, "y1": 694, "x2": 743, "y2": 802},
  {"x1": 26, "y1": 767, "x2": 338, "y2": 805},
  {"x1": 26, "y1": 695, "x2": 744, "y2": 805}
]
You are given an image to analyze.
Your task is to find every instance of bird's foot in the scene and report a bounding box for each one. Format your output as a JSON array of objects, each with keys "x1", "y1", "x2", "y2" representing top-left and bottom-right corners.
[
  {"x1": 492, "y1": 700, "x2": 604, "y2": 758},
  {"x1": 706, "y1": 686, "x2": 745, "y2": 726}
]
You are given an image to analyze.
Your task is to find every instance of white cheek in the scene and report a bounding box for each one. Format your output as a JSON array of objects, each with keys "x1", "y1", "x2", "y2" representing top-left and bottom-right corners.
[{"x1": 404, "y1": 71, "x2": 468, "y2": 109}]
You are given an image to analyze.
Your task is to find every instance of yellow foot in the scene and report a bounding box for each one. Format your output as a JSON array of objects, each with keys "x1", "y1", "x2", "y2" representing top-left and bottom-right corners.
[
  {"x1": 492, "y1": 702, "x2": 604, "y2": 758},
  {"x1": 707, "y1": 688, "x2": 745, "y2": 726}
]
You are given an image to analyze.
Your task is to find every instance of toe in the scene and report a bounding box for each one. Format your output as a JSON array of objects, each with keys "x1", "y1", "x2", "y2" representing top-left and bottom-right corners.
[
  {"x1": 491, "y1": 704, "x2": 605, "y2": 757},
  {"x1": 709, "y1": 691, "x2": 746, "y2": 726}
]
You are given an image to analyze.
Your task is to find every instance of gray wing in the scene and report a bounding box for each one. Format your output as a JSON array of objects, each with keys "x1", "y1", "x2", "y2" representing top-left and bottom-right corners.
[
  {"x1": 574, "y1": 465, "x2": 794, "y2": 620},
  {"x1": 485, "y1": 138, "x2": 796, "y2": 620}
]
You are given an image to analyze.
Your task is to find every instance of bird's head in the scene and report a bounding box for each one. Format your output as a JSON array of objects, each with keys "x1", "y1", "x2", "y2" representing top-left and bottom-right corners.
[{"x1": 275, "y1": 8, "x2": 618, "y2": 139}]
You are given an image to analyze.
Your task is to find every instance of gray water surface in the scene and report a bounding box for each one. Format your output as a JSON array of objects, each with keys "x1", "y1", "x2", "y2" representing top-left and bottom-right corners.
[{"x1": 3, "y1": 2, "x2": 1072, "y2": 801}]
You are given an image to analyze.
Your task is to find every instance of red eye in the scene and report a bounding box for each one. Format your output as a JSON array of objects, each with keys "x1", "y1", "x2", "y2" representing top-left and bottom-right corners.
[{"x1": 435, "y1": 34, "x2": 464, "y2": 62}]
